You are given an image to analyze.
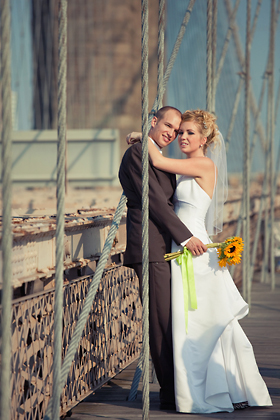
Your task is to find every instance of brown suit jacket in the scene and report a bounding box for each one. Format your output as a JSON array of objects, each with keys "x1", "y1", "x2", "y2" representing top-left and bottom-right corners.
[{"x1": 118, "y1": 142, "x2": 192, "y2": 265}]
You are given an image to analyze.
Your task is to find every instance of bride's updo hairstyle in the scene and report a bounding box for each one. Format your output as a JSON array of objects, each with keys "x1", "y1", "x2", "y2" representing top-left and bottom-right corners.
[
  {"x1": 182, "y1": 109, "x2": 219, "y2": 154},
  {"x1": 182, "y1": 109, "x2": 228, "y2": 236}
]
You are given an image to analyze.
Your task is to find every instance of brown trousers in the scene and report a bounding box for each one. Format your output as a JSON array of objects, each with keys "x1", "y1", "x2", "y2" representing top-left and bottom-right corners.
[{"x1": 131, "y1": 261, "x2": 175, "y2": 404}]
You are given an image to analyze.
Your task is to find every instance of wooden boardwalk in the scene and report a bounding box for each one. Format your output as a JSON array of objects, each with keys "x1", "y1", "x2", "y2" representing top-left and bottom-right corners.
[{"x1": 70, "y1": 275, "x2": 280, "y2": 420}]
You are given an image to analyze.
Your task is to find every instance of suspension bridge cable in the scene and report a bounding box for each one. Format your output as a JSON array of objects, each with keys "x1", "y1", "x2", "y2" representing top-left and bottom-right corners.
[
  {"x1": 273, "y1": 77, "x2": 280, "y2": 194},
  {"x1": 43, "y1": 192, "x2": 127, "y2": 420},
  {"x1": 250, "y1": 0, "x2": 263, "y2": 39},
  {"x1": 150, "y1": 0, "x2": 166, "y2": 386},
  {"x1": 223, "y1": 0, "x2": 264, "y2": 152},
  {"x1": 261, "y1": 77, "x2": 272, "y2": 284},
  {"x1": 127, "y1": 351, "x2": 144, "y2": 401},
  {"x1": 225, "y1": 75, "x2": 244, "y2": 150},
  {"x1": 261, "y1": 0, "x2": 278, "y2": 286},
  {"x1": 222, "y1": 0, "x2": 279, "y2": 297},
  {"x1": 157, "y1": 0, "x2": 165, "y2": 110},
  {"x1": 211, "y1": 0, "x2": 217, "y2": 111},
  {"x1": 224, "y1": 0, "x2": 267, "y2": 150},
  {"x1": 243, "y1": 0, "x2": 251, "y2": 303},
  {"x1": 206, "y1": 0, "x2": 213, "y2": 112},
  {"x1": 248, "y1": 77, "x2": 268, "y2": 285},
  {"x1": 52, "y1": 1, "x2": 67, "y2": 419},
  {"x1": 141, "y1": 1, "x2": 150, "y2": 417},
  {"x1": 215, "y1": 0, "x2": 240, "y2": 89},
  {"x1": 151, "y1": 0, "x2": 196, "y2": 118},
  {"x1": 270, "y1": 0, "x2": 276, "y2": 290},
  {"x1": 247, "y1": 1, "x2": 280, "y2": 287},
  {"x1": 129, "y1": 0, "x2": 197, "y2": 401},
  {"x1": 0, "y1": 1, "x2": 13, "y2": 419},
  {"x1": 249, "y1": 76, "x2": 267, "y2": 160}
]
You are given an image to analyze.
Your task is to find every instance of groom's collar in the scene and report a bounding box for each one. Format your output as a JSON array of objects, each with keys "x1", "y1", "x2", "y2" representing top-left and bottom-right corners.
[{"x1": 149, "y1": 137, "x2": 162, "y2": 153}]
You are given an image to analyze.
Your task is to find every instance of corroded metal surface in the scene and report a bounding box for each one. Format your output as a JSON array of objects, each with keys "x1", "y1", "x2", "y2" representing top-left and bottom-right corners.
[
  {"x1": 0, "y1": 208, "x2": 127, "y2": 292},
  {"x1": 9, "y1": 264, "x2": 142, "y2": 419}
]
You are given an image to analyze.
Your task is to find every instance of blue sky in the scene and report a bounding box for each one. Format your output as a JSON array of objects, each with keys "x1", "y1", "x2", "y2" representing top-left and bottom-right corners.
[
  {"x1": 11, "y1": 0, "x2": 33, "y2": 130},
  {"x1": 166, "y1": 0, "x2": 280, "y2": 173},
  {"x1": 10, "y1": 0, "x2": 280, "y2": 174}
]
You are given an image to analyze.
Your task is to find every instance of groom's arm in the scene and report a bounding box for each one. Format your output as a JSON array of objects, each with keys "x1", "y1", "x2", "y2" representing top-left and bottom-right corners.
[{"x1": 121, "y1": 143, "x2": 192, "y2": 245}]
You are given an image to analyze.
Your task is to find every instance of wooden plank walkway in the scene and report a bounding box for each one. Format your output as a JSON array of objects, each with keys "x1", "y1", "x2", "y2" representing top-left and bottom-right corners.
[{"x1": 70, "y1": 275, "x2": 280, "y2": 420}]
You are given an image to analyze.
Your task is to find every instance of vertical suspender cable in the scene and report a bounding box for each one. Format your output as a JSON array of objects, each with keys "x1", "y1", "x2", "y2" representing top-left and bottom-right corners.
[
  {"x1": 0, "y1": 1, "x2": 12, "y2": 419},
  {"x1": 157, "y1": 0, "x2": 165, "y2": 110},
  {"x1": 129, "y1": 0, "x2": 198, "y2": 400},
  {"x1": 224, "y1": 0, "x2": 266, "y2": 149},
  {"x1": 53, "y1": 1, "x2": 67, "y2": 419},
  {"x1": 151, "y1": 0, "x2": 196, "y2": 118},
  {"x1": 261, "y1": 18, "x2": 274, "y2": 284},
  {"x1": 243, "y1": 0, "x2": 251, "y2": 304},
  {"x1": 249, "y1": 80, "x2": 268, "y2": 282},
  {"x1": 261, "y1": 1, "x2": 280, "y2": 282},
  {"x1": 269, "y1": 0, "x2": 276, "y2": 290},
  {"x1": 206, "y1": 0, "x2": 213, "y2": 112},
  {"x1": 150, "y1": 0, "x2": 165, "y2": 385},
  {"x1": 141, "y1": 0, "x2": 149, "y2": 418},
  {"x1": 223, "y1": 0, "x2": 261, "y2": 151},
  {"x1": 216, "y1": 0, "x2": 240, "y2": 91},
  {"x1": 273, "y1": 76, "x2": 280, "y2": 205},
  {"x1": 129, "y1": 0, "x2": 197, "y2": 399},
  {"x1": 212, "y1": 0, "x2": 217, "y2": 112},
  {"x1": 250, "y1": 0, "x2": 280, "y2": 283},
  {"x1": 261, "y1": 83, "x2": 272, "y2": 284},
  {"x1": 226, "y1": 75, "x2": 244, "y2": 150}
]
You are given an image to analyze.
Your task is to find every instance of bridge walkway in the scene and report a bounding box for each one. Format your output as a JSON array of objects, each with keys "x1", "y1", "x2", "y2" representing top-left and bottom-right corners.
[{"x1": 70, "y1": 274, "x2": 280, "y2": 420}]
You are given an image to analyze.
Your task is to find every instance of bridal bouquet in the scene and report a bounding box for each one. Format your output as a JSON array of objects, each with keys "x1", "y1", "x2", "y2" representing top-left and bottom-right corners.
[{"x1": 164, "y1": 236, "x2": 244, "y2": 268}]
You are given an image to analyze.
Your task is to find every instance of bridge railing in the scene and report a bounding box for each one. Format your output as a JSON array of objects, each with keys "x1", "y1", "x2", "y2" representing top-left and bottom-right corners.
[
  {"x1": 8, "y1": 264, "x2": 142, "y2": 420},
  {"x1": 1, "y1": 185, "x2": 279, "y2": 419}
]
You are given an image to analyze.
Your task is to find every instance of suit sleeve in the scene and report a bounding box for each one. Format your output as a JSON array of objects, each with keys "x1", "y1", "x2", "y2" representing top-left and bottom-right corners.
[{"x1": 123, "y1": 144, "x2": 192, "y2": 245}]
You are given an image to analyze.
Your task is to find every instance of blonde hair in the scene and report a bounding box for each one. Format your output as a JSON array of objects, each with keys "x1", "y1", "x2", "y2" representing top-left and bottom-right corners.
[{"x1": 182, "y1": 109, "x2": 220, "y2": 154}]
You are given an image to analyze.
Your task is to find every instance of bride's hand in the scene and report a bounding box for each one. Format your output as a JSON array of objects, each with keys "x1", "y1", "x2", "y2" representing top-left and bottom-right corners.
[
  {"x1": 186, "y1": 237, "x2": 207, "y2": 256},
  {"x1": 126, "y1": 132, "x2": 142, "y2": 145}
]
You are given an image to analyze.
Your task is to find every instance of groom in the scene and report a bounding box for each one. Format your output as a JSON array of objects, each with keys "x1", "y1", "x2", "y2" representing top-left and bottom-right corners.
[{"x1": 118, "y1": 106, "x2": 206, "y2": 409}]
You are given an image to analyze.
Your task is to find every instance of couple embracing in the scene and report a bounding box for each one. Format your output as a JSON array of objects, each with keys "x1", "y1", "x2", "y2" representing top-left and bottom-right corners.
[{"x1": 118, "y1": 106, "x2": 272, "y2": 413}]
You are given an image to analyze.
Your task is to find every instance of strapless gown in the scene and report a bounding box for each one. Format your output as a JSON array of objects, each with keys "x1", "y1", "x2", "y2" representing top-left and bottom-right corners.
[{"x1": 171, "y1": 175, "x2": 272, "y2": 413}]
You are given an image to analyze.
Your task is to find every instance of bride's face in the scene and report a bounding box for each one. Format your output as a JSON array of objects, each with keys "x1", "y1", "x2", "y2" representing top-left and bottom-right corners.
[{"x1": 178, "y1": 121, "x2": 206, "y2": 156}]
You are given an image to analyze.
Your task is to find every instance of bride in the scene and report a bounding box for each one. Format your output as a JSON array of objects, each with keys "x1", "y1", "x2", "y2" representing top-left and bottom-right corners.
[{"x1": 144, "y1": 109, "x2": 272, "y2": 413}]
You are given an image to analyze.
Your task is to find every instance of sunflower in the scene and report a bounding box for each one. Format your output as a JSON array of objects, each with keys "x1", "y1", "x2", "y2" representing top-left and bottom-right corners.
[
  {"x1": 217, "y1": 236, "x2": 244, "y2": 268},
  {"x1": 164, "y1": 236, "x2": 244, "y2": 269}
]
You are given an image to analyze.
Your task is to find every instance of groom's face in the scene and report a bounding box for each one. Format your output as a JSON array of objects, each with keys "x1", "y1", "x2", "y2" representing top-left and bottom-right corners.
[{"x1": 149, "y1": 109, "x2": 181, "y2": 149}]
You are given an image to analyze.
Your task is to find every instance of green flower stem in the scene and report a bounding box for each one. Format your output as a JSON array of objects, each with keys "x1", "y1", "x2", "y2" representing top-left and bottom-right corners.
[
  {"x1": 206, "y1": 242, "x2": 222, "y2": 248},
  {"x1": 164, "y1": 242, "x2": 223, "y2": 261}
]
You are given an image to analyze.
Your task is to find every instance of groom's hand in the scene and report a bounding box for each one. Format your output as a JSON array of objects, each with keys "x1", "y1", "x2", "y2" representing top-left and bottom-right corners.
[{"x1": 185, "y1": 237, "x2": 207, "y2": 256}]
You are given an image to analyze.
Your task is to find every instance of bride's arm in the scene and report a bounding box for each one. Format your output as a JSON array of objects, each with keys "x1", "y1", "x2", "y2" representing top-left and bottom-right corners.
[
  {"x1": 126, "y1": 132, "x2": 142, "y2": 145},
  {"x1": 148, "y1": 138, "x2": 212, "y2": 178}
]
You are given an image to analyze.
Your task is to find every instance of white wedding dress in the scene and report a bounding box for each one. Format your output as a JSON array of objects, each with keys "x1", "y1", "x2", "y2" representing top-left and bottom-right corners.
[{"x1": 171, "y1": 175, "x2": 272, "y2": 413}]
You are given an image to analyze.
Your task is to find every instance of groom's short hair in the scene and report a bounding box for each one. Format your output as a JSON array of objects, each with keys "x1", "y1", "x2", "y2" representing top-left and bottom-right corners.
[{"x1": 153, "y1": 106, "x2": 182, "y2": 122}]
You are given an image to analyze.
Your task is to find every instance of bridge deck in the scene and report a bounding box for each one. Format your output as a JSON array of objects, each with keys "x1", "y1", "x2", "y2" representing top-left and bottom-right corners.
[{"x1": 70, "y1": 274, "x2": 280, "y2": 420}]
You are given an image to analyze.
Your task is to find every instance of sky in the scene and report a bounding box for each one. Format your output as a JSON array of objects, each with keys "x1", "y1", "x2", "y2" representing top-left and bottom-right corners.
[
  {"x1": 10, "y1": 0, "x2": 280, "y2": 173},
  {"x1": 166, "y1": 0, "x2": 280, "y2": 173},
  {"x1": 11, "y1": 0, "x2": 33, "y2": 130}
]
